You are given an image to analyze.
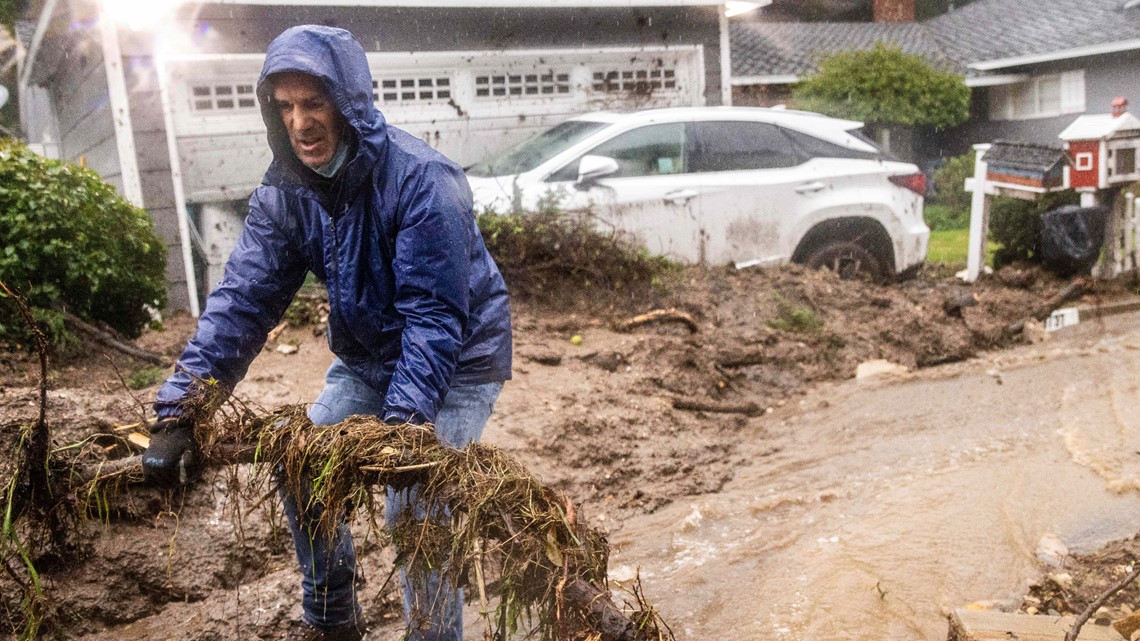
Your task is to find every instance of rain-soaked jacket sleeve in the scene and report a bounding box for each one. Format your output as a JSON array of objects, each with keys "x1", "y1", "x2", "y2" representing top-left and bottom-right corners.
[
  {"x1": 154, "y1": 193, "x2": 309, "y2": 419},
  {"x1": 382, "y1": 161, "x2": 473, "y2": 424}
]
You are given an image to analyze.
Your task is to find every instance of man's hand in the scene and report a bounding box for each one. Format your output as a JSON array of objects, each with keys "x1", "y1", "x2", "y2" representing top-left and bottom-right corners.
[{"x1": 142, "y1": 416, "x2": 202, "y2": 487}]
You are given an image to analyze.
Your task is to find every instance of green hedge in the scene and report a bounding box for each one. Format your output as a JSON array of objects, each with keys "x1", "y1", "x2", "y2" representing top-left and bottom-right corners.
[{"x1": 0, "y1": 139, "x2": 167, "y2": 347}]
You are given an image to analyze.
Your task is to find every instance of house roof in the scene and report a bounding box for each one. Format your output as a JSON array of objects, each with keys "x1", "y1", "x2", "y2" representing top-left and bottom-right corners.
[
  {"x1": 983, "y1": 140, "x2": 1067, "y2": 173},
  {"x1": 730, "y1": 21, "x2": 950, "y2": 79},
  {"x1": 200, "y1": 0, "x2": 727, "y2": 5},
  {"x1": 732, "y1": 0, "x2": 1140, "y2": 82},
  {"x1": 1058, "y1": 112, "x2": 1140, "y2": 140},
  {"x1": 927, "y1": 0, "x2": 1140, "y2": 72}
]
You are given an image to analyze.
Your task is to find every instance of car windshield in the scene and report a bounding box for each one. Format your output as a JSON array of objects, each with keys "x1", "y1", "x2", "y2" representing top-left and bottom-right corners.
[{"x1": 466, "y1": 120, "x2": 608, "y2": 177}]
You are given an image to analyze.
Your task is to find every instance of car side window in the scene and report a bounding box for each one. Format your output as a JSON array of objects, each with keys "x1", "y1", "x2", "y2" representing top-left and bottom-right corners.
[
  {"x1": 687, "y1": 121, "x2": 804, "y2": 172},
  {"x1": 546, "y1": 123, "x2": 686, "y2": 182},
  {"x1": 782, "y1": 127, "x2": 883, "y2": 161}
]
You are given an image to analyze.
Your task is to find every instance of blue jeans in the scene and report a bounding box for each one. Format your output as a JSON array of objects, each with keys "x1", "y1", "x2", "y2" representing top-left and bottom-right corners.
[{"x1": 283, "y1": 358, "x2": 503, "y2": 638}]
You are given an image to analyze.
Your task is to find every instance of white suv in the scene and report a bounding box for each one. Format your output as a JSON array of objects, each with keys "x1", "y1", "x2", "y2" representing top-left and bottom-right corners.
[{"x1": 465, "y1": 106, "x2": 929, "y2": 280}]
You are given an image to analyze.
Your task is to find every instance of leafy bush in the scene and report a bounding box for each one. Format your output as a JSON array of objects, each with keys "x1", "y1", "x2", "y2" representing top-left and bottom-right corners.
[
  {"x1": 930, "y1": 150, "x2": 975, "y2": 212},
  {"x1": 989, "y1": 192, "x2": 1080, "y2": 269},
  {"x1": 477, "y1": 209, "x2": 673, "y2": 301},
  {"x1": 793, "y1": 43, "x2": 970, "y2": 129},
  {"x1": 0, "y1": 139, "x2": 167, "y2": 347}
]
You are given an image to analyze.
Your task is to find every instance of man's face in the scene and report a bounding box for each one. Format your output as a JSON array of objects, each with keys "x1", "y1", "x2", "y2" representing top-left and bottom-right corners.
[{"x1": 272, "y1": 72, "x2": 344, "y2": 169}]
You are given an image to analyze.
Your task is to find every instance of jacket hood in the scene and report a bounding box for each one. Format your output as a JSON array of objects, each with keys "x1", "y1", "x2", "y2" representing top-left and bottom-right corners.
[{"x1": 256, "y1": 25, "x2": 385, "y2": 171}]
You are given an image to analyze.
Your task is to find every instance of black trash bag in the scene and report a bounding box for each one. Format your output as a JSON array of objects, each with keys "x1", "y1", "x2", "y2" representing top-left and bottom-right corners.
[{"x1": 1039, "y1": 204, "x2": 1108, "y2": 276}]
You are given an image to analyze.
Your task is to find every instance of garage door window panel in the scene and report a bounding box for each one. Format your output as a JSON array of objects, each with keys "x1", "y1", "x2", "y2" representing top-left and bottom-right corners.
[
  {"x1": 547, "y1": 123, "x2": 686, "y2": 181},
  {"x1": 688, "y1": 121, "x2": 802, "y2": 172}
]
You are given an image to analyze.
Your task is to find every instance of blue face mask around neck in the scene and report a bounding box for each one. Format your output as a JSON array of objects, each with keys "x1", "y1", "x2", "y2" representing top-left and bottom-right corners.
[{"x1": 314, "y1": 139, "x2": 349, "y2": 178}]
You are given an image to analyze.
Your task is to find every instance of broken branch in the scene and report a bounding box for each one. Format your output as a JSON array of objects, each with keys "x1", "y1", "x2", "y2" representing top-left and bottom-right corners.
[
  {"x1": 671, "y1": 397, "x2": 760, "y2": 416},
  {"x1": 616, "y1": 309, "x2": 699, "y2": 334},
  {"x1": 62, "y1": 311, "x2": 168, "y2": 366},
  {"x1": 1006, "y1": 278, "x2": 1086, "y2": 336}
]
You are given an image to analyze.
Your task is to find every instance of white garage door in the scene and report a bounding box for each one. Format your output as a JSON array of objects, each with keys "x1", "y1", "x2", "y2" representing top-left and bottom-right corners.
[{"x1": 163, "y1": 45, "x2": 705, "y2": 203}]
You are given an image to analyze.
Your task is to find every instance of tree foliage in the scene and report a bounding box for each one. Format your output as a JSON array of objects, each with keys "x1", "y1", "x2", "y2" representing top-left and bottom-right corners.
[
  {"x1": 0, "y1": 139, "x2": 167, "y2": 347},
  {"x1": 793, "y1": 42, "x2": 970, "y2": 129}
]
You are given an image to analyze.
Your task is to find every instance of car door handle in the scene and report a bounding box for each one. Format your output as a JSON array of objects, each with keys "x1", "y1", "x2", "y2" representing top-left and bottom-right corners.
[
  {"x1": 795, "y1": 181, "x2": 827, "y2": 194},
  {"x1": 664, "y1": 189, "x2": 698, "y2": 204}
]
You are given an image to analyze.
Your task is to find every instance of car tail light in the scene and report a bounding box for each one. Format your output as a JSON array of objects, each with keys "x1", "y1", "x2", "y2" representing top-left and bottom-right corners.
[{"x1": 889, "y1": 172, "x2": 926, "y2": 196}]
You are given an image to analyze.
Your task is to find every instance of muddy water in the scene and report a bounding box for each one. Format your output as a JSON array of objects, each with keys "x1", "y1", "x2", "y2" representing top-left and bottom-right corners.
[{"x1": 608, "y1": 317, "x2": 1140, "y2": 640}]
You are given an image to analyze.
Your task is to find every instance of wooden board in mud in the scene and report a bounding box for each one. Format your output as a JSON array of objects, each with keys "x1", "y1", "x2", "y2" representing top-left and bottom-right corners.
[{"x1": 948, "y1": 609, "x2": 1124, "y2": 641}]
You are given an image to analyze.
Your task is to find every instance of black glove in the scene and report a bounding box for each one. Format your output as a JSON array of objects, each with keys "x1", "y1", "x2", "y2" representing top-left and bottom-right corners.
[{"x1": 142, "y1": 416, "x2": 202, "y2": 487}]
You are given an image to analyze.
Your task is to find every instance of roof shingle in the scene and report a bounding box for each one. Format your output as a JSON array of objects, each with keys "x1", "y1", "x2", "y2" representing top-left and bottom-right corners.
[
  {"x1": 731, "y1": 22, "x2": 951, "y2": 77},
  {"x1": 732, "y1": 0, "x2": 1140, "y2": 80}
]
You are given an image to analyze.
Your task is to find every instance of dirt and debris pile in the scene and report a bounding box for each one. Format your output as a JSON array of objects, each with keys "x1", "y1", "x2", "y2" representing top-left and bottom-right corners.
[
  {"x1": 0, "y1": 262, "x2": 1134, "y2": 641},
  {"x1": 1019, "y1": 534, "x2": 1140, "y2": 626}
]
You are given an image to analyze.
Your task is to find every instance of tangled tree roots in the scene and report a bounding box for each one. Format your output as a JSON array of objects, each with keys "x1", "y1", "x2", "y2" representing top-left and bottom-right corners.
[{"x1": 6, "y1": 406, "x2": 673, "y2": 641}]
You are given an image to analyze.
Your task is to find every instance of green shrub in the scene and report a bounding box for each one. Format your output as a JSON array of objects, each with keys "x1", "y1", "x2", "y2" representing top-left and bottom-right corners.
[
  {"x1": 477, "y1": 209, "x2": 673, "y2": 300},
  {"x1": 0, "y1": 139, "x2": 167, "y2": 347},
  {"x1": 792, "y1": 43, "x2": 970, "y2": 130},
  {"x1": 930, "y1": 150, "x2": 975, "y2": 214},
  {"x1": 989, "y1": 192, "x2": 1080, "y2": 269}
]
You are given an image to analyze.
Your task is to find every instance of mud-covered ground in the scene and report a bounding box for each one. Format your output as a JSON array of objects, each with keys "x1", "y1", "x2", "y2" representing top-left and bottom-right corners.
[{"x1": 0, "y1": 264, "x2": 1135, "y2": 640}]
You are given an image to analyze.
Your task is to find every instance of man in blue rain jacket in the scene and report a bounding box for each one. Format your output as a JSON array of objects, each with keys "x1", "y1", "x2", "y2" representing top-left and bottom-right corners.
[{"x1": 142, "y1": 25, "x2": 512, "y2": 641}]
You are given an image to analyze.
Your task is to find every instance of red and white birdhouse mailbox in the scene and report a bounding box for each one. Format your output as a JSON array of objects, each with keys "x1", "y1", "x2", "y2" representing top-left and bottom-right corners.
[{"x1": 1059, "y1": 98, "x2": 1140, "y2": 189}]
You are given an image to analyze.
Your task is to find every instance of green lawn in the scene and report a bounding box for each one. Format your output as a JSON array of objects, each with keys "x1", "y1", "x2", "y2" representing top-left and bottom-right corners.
[{"x1": 927, "y1": 228, "x2": 998, "y2": 266}]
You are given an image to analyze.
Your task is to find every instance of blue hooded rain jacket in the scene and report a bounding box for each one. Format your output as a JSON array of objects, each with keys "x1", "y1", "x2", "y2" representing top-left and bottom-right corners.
[{"x1": 155, "y1": 25, "x2": 513, "y2": 423}]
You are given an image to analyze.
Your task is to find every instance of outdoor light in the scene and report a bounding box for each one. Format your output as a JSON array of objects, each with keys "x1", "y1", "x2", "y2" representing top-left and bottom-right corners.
[
  {"x1": 101, "y1": 0, "x2": 177, "y2": 31},
  {"x1": 725, "y1": 2, "x2": 762, "y2": 17}
]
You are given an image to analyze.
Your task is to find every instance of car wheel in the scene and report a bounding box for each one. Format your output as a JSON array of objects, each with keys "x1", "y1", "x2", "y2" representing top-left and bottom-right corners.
[{"x1": 804, "y1": 241, "x2": 885, "y2": 282}]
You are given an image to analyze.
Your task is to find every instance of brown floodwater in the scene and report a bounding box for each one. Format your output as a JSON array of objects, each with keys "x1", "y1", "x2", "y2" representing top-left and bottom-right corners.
[{"x1": 606, "y1": 315, "x2": 1140, "y2": 640}]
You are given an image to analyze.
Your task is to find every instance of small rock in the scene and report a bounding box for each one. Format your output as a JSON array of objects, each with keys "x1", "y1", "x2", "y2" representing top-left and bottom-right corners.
[
  {"x1": 1048, "y1": 572, "x2": 1073, "y2": 590},
  {"x1": 1026, "y1": 606, "x2": 1039, "y2": 615},
  {"x1": 1035, "y1": 532, "x2": 1069, "y2": 567},
  {"x1": 1022, "y1": 320, "x2": 1049, "y2": 344},
  {"x1": 580, "y1": 350, "x2": 625, "y2": 372},
  {"x1": 855, "y1": 359, "x2": 908, "y2": 380},
  {"x1": 276, "y1": 344, "x2": 299, "y2": 355}
]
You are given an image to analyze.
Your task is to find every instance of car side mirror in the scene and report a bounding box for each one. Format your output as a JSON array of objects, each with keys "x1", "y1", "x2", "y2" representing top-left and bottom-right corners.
[{"x1": 576, "y1": 155, "x2": 619, "y2": 187}]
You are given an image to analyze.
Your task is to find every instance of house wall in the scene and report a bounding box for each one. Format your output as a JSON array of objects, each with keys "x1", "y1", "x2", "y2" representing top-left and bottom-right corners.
[
  {"x1": 947, "y1": 50, "x2": 1140, "y2": 155},
  {"x1": 124, "y1": 55, "x2": 194, "y2": 311},
  {"x1": 35, "y1": 21, "x2": 123, "y2": 190}
]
